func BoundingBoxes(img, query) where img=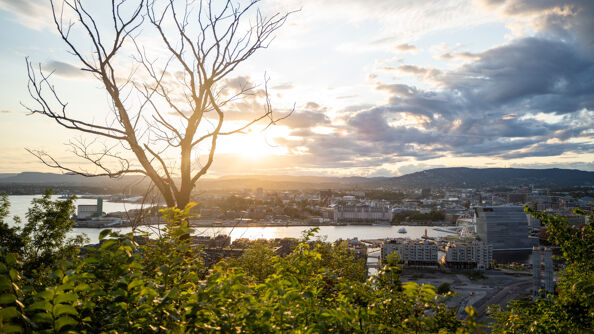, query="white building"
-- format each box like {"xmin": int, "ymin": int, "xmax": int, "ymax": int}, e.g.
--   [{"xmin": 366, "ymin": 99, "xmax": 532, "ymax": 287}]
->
[
  {"xmin": 334, "ymin": 205, "xmax": 392, "ymax": 224},
  {"xmin": 381, "ymin": 240, "xmax": 438, "ymax": 266},
  {"xmin": 445, "ymin": 241, "xmax": 493, "ymax": 270}
]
